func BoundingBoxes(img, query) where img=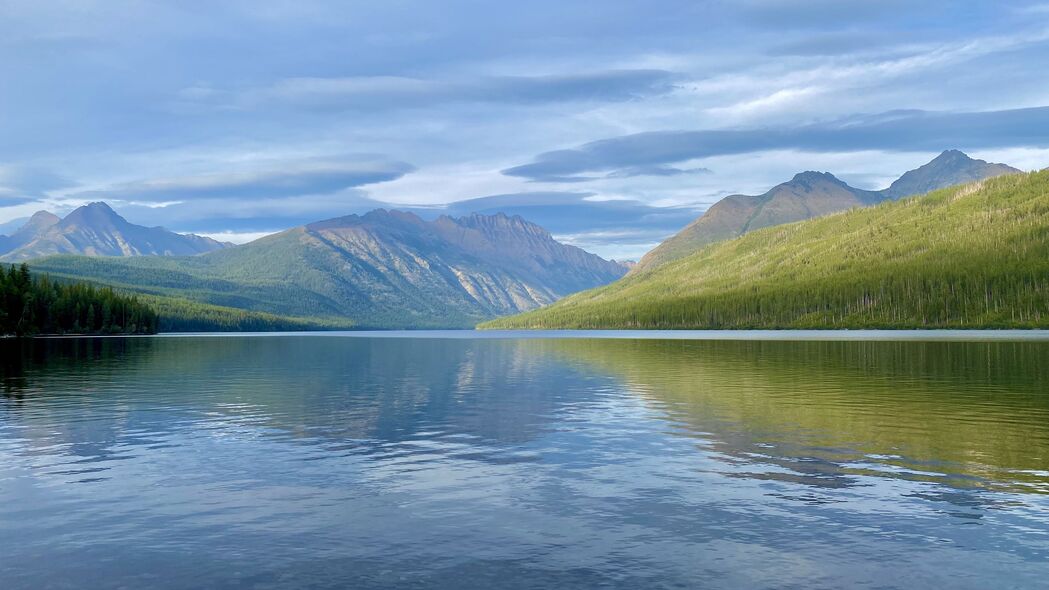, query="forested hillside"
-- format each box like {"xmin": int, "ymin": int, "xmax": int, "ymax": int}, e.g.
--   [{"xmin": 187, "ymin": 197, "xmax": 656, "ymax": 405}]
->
[
  {"xmin": 482, "ymin": 171, "xmax": 1049, "ymax": 330},
  {"xmin": 1, "ymin": 264, "xmax": 158, "ymax": 336}
]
